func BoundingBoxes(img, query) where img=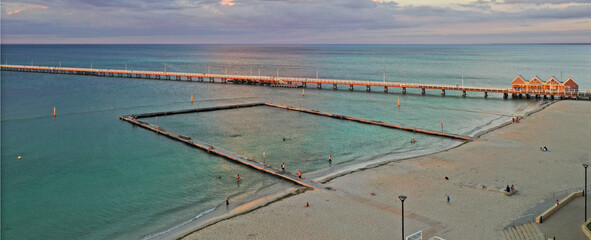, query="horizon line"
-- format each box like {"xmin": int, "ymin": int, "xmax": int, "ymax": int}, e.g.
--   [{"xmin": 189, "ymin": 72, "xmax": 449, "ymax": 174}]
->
[{"xmin": 1, "ymin": 43, "xmax": 590, "ymax": 46}]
